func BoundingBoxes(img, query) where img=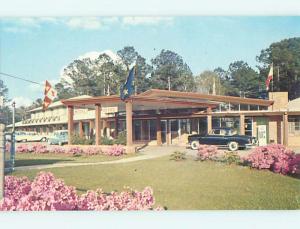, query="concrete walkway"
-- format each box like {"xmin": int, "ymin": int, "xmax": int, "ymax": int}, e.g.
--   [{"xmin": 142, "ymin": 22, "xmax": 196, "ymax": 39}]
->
[{"xmin": 14, "ymin": 146, "xmax": 178, "ymax": 171}]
